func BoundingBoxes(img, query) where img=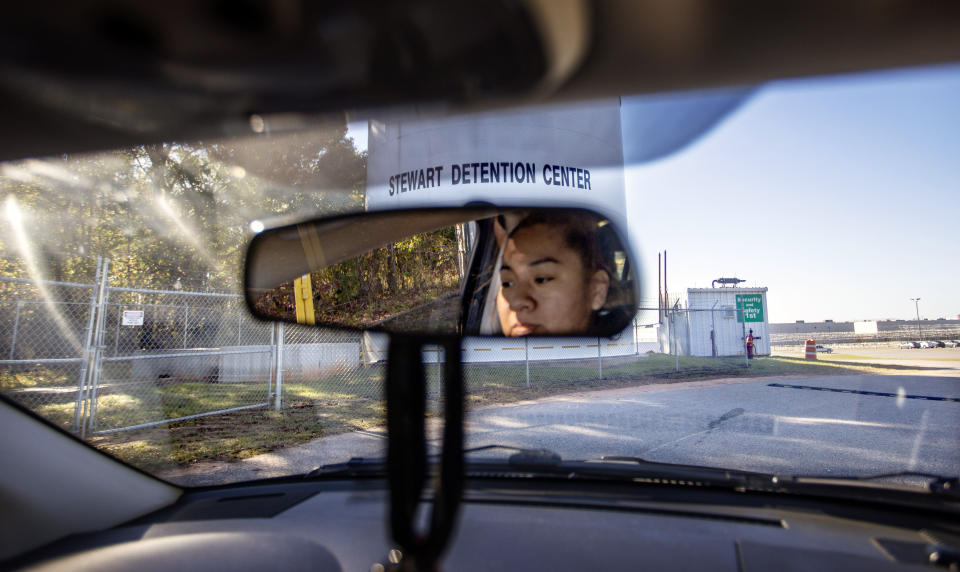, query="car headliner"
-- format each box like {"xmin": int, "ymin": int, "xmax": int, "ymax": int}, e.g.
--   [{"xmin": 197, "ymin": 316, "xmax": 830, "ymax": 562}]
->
[{"xmin": 1, "ymin": 1, "xmax": 960, "ymax": 161}]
